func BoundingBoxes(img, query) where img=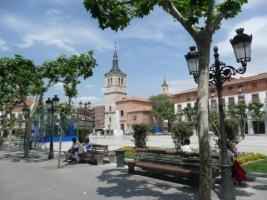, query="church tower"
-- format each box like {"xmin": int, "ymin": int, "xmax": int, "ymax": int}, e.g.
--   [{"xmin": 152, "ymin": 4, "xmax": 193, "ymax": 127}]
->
[
  {"xmin": 161, "ymin": 79, "xmax": 169, "ymax": 95},
  {"xmin": 104, "ymin": 46, "xmax": 127, "ymax": 136}
]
